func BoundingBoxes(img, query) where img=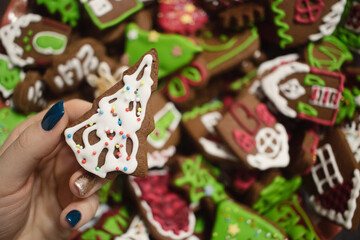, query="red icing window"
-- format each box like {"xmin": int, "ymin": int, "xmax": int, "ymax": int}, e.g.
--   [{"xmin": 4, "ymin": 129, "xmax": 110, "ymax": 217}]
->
[
  {"xmin": 134, "ymin": 173, "xmax": 190, "ymax": 235},
  {"xmin": 233, "ymin": 129, "xmax": 256, "ymax": 153},
  {"xmin": 295, "ymin": 0, "xmax": 325, "ymax": 24},
  {"xmin": 316, "ymin": 179, "xmax": 353, "ymax": 214}
]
